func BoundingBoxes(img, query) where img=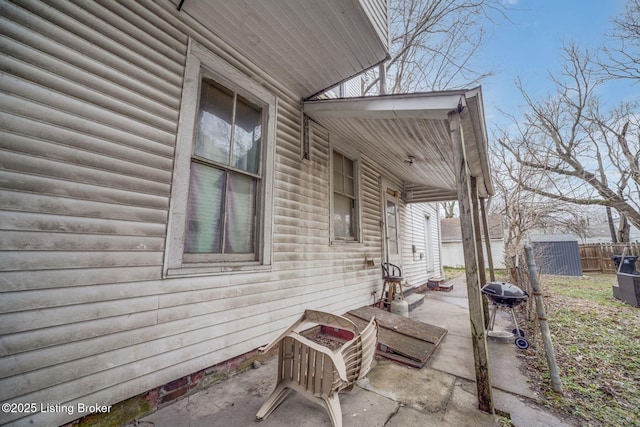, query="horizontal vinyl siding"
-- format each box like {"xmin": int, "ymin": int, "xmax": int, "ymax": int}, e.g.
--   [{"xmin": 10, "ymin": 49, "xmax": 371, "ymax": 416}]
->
[
  {"xmin": 0, "ymin": 1, "xmax": 186, "ymax": 425},
  {"xmin": 401, "ymin": 203, "xmax": 441, "ymax": 286},
  {"xmin": 0, "ymin": 2, "xmax": 387, "ymax": 426},
  {"xmin": 359, "ymin": 0, "xmax": 389, "ymax": 50},
  {"xmin": 0, "ymin": 0, "xmax": 183, "ymax": 288}
]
